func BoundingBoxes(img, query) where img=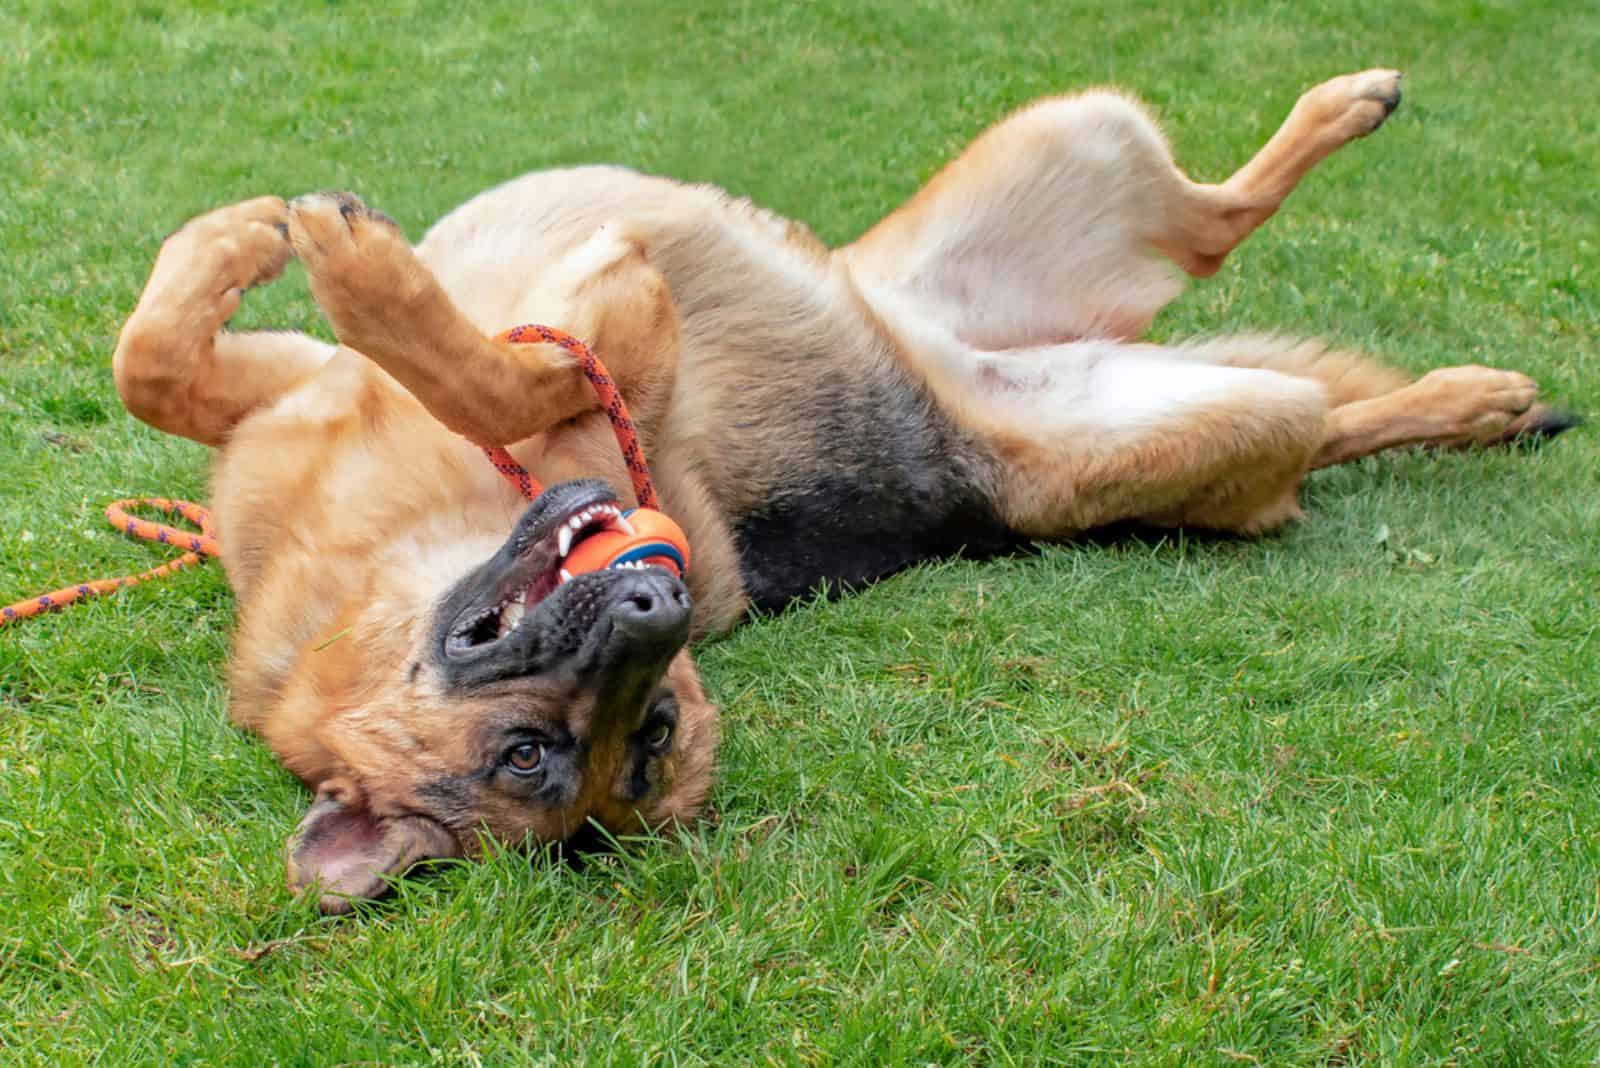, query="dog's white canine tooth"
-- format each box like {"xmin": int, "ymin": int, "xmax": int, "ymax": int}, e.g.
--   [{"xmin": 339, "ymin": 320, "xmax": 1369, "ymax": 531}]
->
[
  {"xmin": 558, "ymin": 525, "xmax": 573, "ymax": 556},
  {"xmin": 559, "ymin": 568, "xmax": 574, "ymax": 583},
  {"xmin": 613, "ymin": 514, "xmax": 636, "ymax": 535}
]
